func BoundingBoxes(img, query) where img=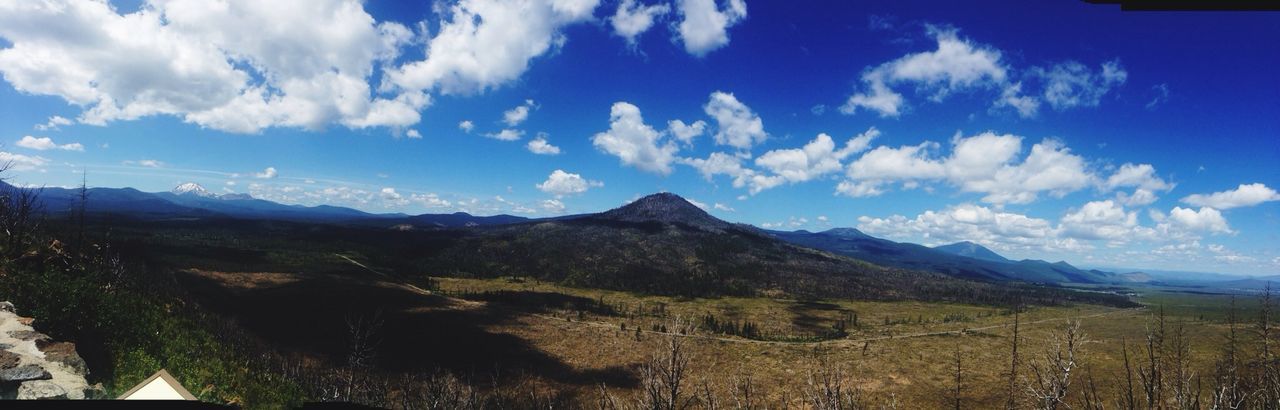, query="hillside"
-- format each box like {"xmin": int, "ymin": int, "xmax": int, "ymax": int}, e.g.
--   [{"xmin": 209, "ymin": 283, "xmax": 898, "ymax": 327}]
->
[
  {"xmin": 770, "ymin": 229, "xmax": 1126, "ymax": 284},
  {"xmin": 415, "ymin": 193, "xmax": 1133, "ymax": 306},
  {"xmin": 933, "ymin": 241, "xmax": 1011, "ymax": 263}
]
